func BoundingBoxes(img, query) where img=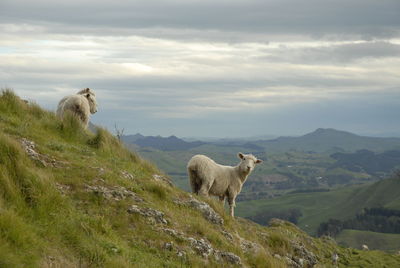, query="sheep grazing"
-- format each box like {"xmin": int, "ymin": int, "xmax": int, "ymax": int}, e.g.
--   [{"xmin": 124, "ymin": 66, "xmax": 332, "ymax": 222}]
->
[
  {"xmin": 187, "ymin": 153, "xmax": 262, "ymax": 217},
  {"xmin": 56, "ymin": 88, "xmax": 98, "ymax": 128}
]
